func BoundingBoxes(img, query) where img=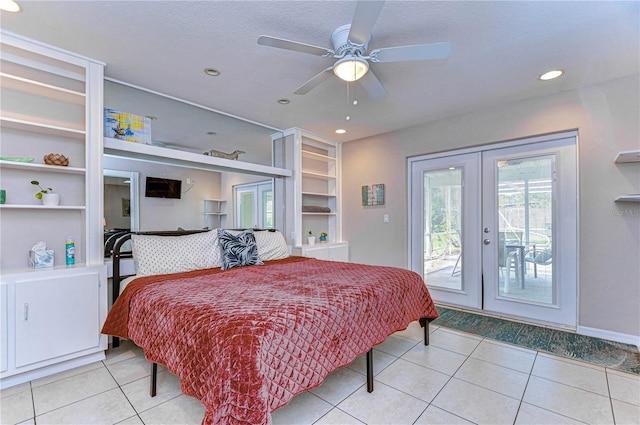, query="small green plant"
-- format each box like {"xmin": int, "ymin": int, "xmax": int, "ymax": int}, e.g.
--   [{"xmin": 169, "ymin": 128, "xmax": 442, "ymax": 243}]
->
[
  {"xmin": 320, "ymin": 232, "xmax": 328, "ymax": 238},
  {"xmin": 308, "ymin": 230, "xmax": 313, "ymax": 236},
  {"xmin": 31, "ymin": 180, "xmax": 53, "ymax": 199}
]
